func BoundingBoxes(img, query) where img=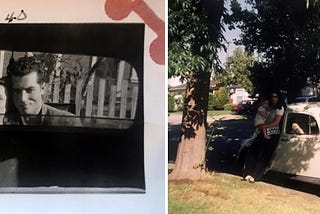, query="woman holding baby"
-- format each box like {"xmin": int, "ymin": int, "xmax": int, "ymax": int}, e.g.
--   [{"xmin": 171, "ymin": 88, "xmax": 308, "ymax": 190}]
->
[{"xmin": 243, "ymin": 90, "xmax": 287, "ymax": 183}]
